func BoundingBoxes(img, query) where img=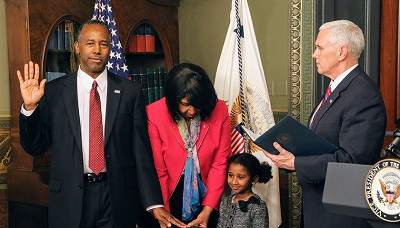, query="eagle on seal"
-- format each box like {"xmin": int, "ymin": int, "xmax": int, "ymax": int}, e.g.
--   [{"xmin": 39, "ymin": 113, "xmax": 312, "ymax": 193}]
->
[{"xmin": 379, "ymin": 179, "xmax": 400, "ymax": 204}]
